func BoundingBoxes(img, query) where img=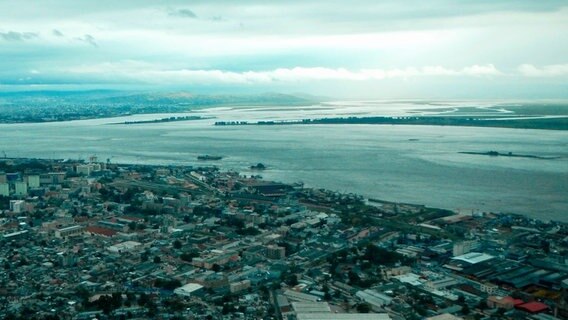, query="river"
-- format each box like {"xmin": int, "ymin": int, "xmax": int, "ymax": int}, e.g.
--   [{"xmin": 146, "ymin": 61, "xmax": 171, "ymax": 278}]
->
[{"xmin": 1, "ymin": 101, "xmax": 566, "ymax": 221}]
